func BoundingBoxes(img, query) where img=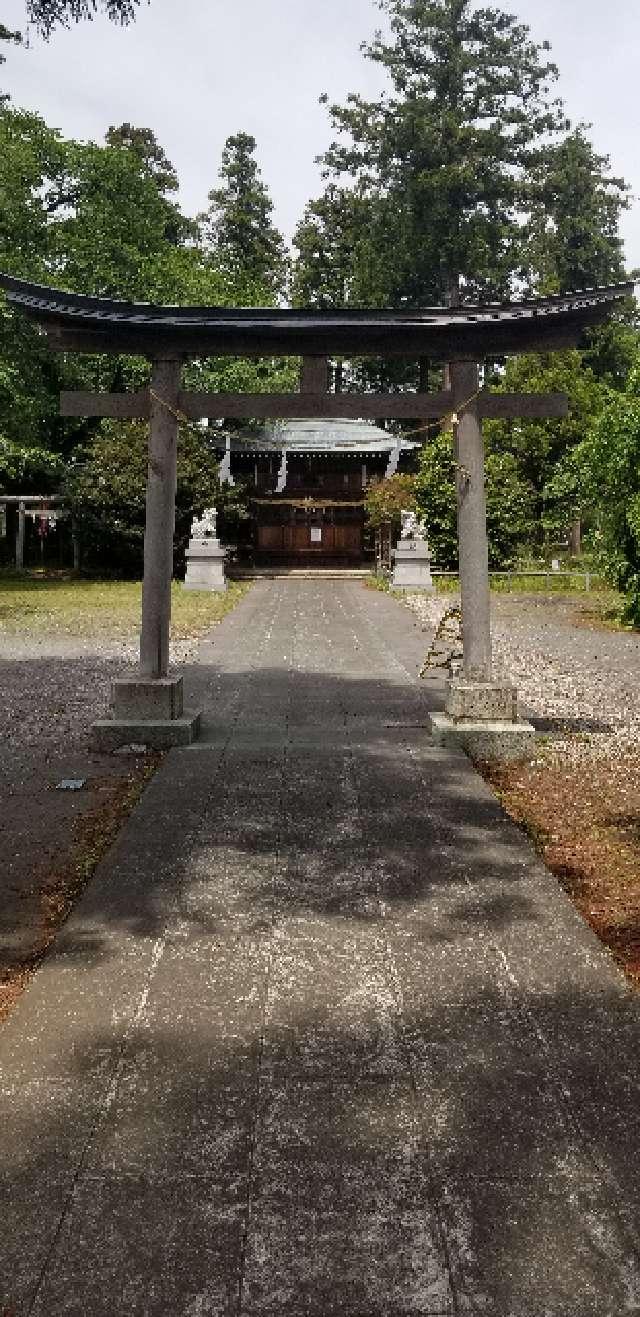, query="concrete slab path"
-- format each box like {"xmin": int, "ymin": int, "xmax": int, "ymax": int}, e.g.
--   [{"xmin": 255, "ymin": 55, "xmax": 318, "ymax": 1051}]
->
[{"xmin": 1, "ymin": 580, "xmax": 640, "ymax": 1316}]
